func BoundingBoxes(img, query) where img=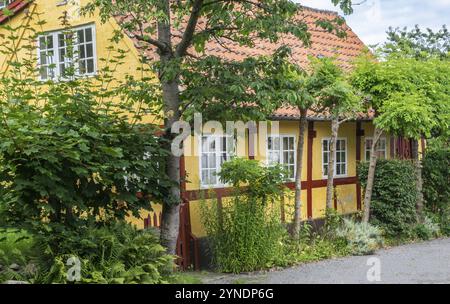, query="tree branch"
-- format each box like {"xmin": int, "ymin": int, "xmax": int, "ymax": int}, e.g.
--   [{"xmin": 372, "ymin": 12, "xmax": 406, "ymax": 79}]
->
[
  {"xmin": 175, "ymin": 0, "xmax": 204, "ymax": 57},
  {"xmin": 134, "ymin": 33, "xmax": 169, "ymax": 53}
]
